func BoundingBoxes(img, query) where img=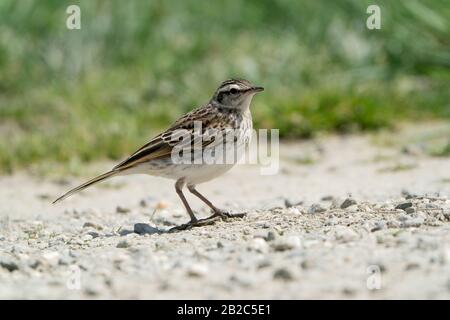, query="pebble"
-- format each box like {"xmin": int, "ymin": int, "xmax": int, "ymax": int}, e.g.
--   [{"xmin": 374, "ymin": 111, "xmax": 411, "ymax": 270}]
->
[
  {"xmin": 28, "ymin": 259, "xmax": 41, "ymax": 270},
  {"xmin": 139, "ymin": 196, "xmax": 158, "ymax": 208},
  {"xmin": 87, "ymin": 231, "xmax": 100, "ymax": 238},
  {"xmin": 395, "ymin": 202, "xmax": 413, "ymax": 211},
  {"xmin": 257, "ymin": 259, "xmax": 272, "ymax": 269},
  {"xmin": 308, "ymin": 203, "xmax": 326, "ymax": 214},
  {"xmin": 0, "ymin": 257, "xmax": 19, "ymax": 272},
  {"xmin": 342, "ymin": 287, "xmax": 356, "ymax": 296},
  {"xmin": 266, "ymin": 231, "xmax": 277, "ymax": 242},
  {"xmin": 134, "ymin": 223, "xmax": 159, "ymax": 235},
  {"xmin": 248, "ymin": 238, "xmax": 269, "ymax": 253},
  {"xmin": 401, "ymin": 190, "xmax": 417, "ymax": 199},
  {"xmin": 81, "ymin": 234, "xmax": 93, "ymax": 242},
  {"xmin": 116, "ymin": 206, "xmax": 131, "ymax": 214},
  {"xmin": 273, "ymin": 268, "xmax": 294, "ymax": 281},
  {"xmin": 370, "ymin": 221, "xmax": 386, "ymax": 232},
  {"xmin": 284, "ymin": 199, "xmax": 303, "ymax": 208},
  {"xmin": 271, "ymin": 236, "xmax": 301, "ymax": 251},
  {"xmin": 139, "ymin": 199, "xmax": 148, "ymax": 207},
  {"xmin": 83, "ymin": 222, "xmax": 103, "ymax": 230},
  {"xmin": 341, "ymin": 198, "xmax": 357, "ymax": 209},
  {"xmin": 254, "ymin": 230, "xmax": 277, "ymax": 242},
  {"xmin": 333, "ymin": 227, "xmax": 359, "ymax": 242},
  {"xmin": 300, "ymin": 259, "xmax": 315, "ymax": 270},
  {"xmin": 441, "ymin": 249, "xmax": 450, "ymax": 265},
  {"xmin": 37, "ymin": 193, "xmax": 52, "ymax": 200},
  {"xmin": 42, "ymin": 251, "xmax": 60, "ymax": 267},
  {"xmin": 118, "ymin": 229, "xmax": 134, "ymax": 236},
  {"xmin": 285, "ymin": 207, "xmax": 302, "ymax": 215},
  {"xmin": 405, "ymin": 262, "xmax": 420, "ymax": 270},
  {"xmin": 401, "ymin": 217, "xmax": 424, "ymax": 228},
  {"xmin": 187, "ymin": 263, "xmax": 209, "ymax": 277},
  {"xmin": 116, "ymin": 240, "xmax": 130, "ymax": 248},
  {"xmin": 112, "ymin": 252, "xmax": 130, "ymax": 264},
  {"xmin": 58, "ymin": 254, "xmax": 72, "ymax": 266},
  {"xmin": 402, "ymin": 145, "xmax": 423, "ymax": 156},
  {"xmin": 425, "ymin": 203, "xmax": 440, "ymax": 209},
  {"xmin": 171, "ymin": 209, "xmax": 185, "ymax": 218},
  {"xmin": 405, "ymin": 207, "xmax": 415, "ymax": 214},
  {"xmin": 230, "ymin": 274, "xmax": 253, "ymax": 287},
  {"xmin": 325, "ymin": 218, "xmax": 339, "ymax": 226},
  {"xmin": 84, "ymin": 284, "xmax": 102, "ymax": 296},
  {"xmin": 11, "ymin": 244, "xmax": 29, "ymax": 254}
]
